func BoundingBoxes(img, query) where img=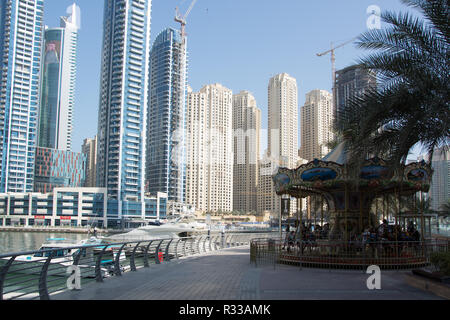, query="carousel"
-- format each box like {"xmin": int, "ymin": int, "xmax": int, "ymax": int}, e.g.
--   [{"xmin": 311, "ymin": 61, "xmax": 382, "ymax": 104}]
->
[{"xmin": 264, "ymin": 142, "xmax": 443, "ymax": 269}]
